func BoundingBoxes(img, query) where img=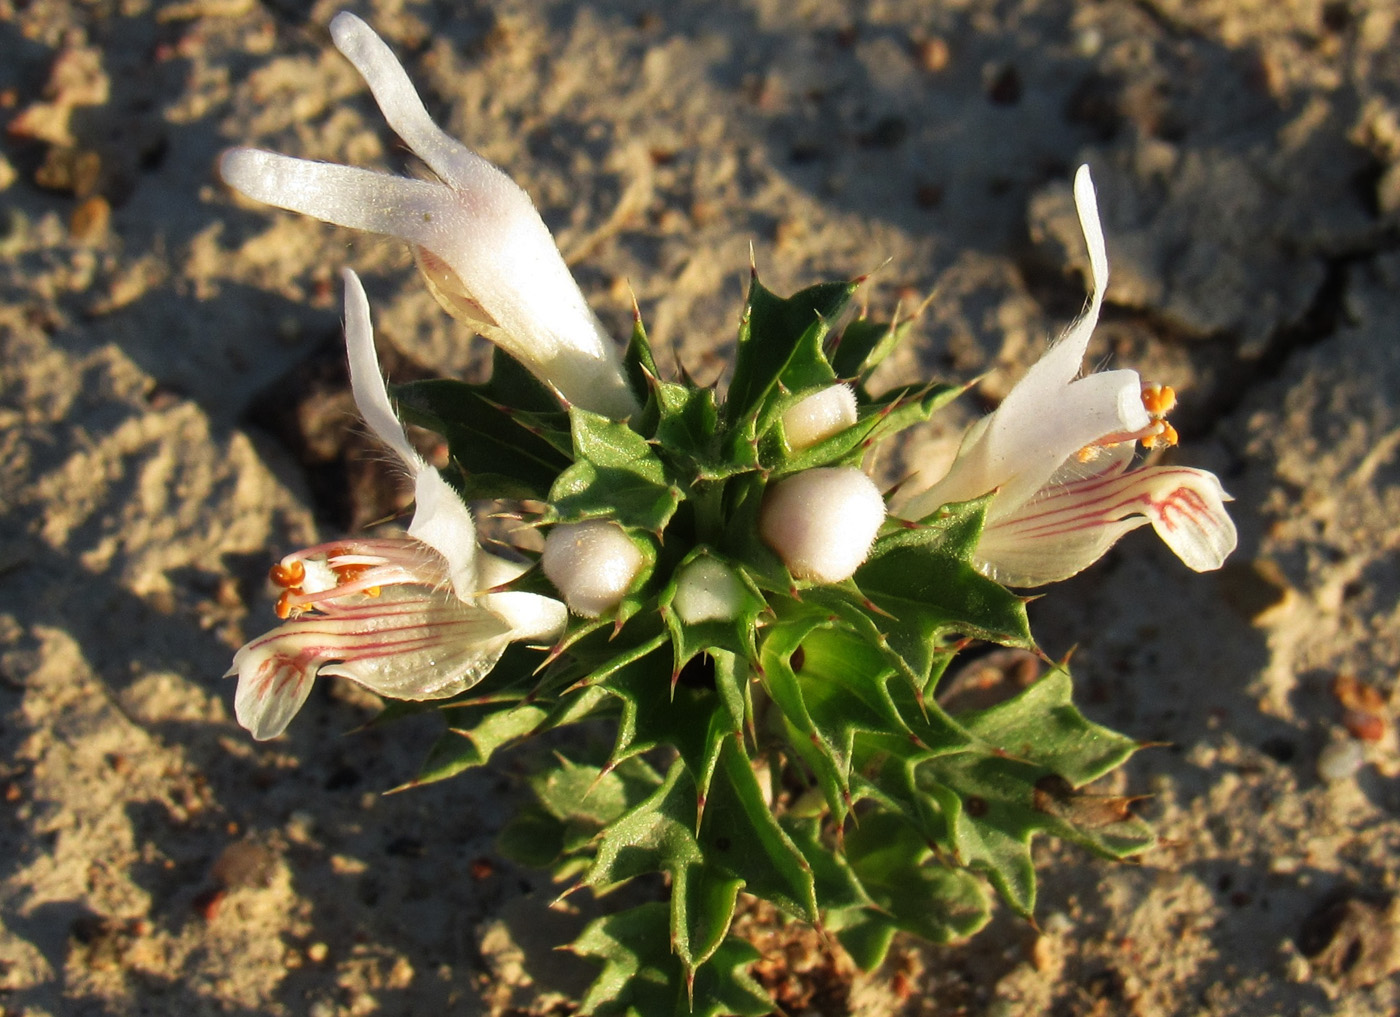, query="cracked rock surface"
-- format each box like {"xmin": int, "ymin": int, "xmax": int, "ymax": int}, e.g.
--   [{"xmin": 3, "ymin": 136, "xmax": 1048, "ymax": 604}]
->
[{"xmin": 2, "ymin": 0, "xmax": 1398, "ymax": 1014}]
